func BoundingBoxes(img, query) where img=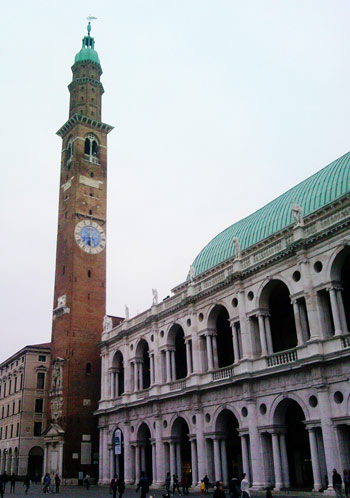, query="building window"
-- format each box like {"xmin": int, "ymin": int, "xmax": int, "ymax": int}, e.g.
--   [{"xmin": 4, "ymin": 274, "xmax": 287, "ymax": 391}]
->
[
  {"xmin": 38, "ymin": 355, "xmax": 46, "ymax": 362},
  {"xmin": 14, "ymin": 377, "xmax": 17, "ymax": 392},
  {"xmin": 0, "ymin": 427, "xmax": 2, "ymax": 439},
  {"xmin": 16, "ymin": 423, "xmax": 19, "ymax": 437},
  {"xmin": 7, "ymin": 405, "xmax": 9, "ymax": 417},
  {"xmin": 18, "ymin": 400, "xmax": 21, "ymax": 413},
  {"xmin": 33, "ymin": 422, "xmax": 42, "ymax": 437},
  {"xmin": 62, "ymin": 265, "xmax": 65, "ymax": 275},
  {"xmin": 5, "ymin": 426, "xmax": 7, "ymax": 439},
  {"xmin": 35, "ymin": 399, "xmax": 43, "ymax": 413},
  {"xmin": 3, "ymin": 383, "xmax": 6, "ymax": 397},
  {"xmin": 20, "ymin": 374, "xmax": 23, "ymax": 389},
  {"xmin": 89, "ymin": 209, "xmax": 92, "ymax": 215},
  {"xmin": 88, "ymin": 270, "xmax": 91, "ymax": 278},
  {"xmin": 10, "ymin": 424, "xmax": 13, "ymax": 438},
  {"xmin": 84, "ymin": 134, "xmax": 99, "ymax": 162},
  {"xmin": 36, "ymin": 372, "xmax": 45, "ymax": 390},
  {"xmin": 1, "ymin": 407, "xmax": 4, "ymax": 418},
  {"xmin": 12, "ymin": 402, "xmax": 15, "ymax": 415},
  {"xmin": 86, "ymin": 363, "xmax": 92, "ymax": 374}
]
